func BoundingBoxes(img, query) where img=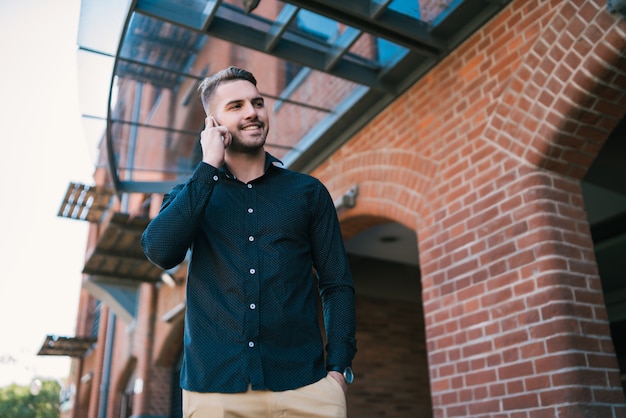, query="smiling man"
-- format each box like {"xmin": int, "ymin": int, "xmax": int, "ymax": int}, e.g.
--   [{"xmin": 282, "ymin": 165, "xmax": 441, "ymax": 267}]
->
[{"xmin": 141, "ymin": 67, "xmax": 357, "ymax": 418}]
